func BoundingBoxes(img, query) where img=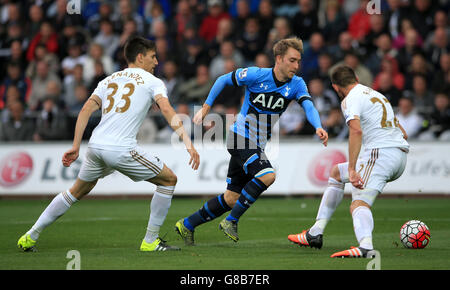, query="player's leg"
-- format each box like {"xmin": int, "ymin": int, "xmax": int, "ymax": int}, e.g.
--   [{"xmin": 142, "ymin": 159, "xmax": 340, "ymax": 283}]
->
[
  {"xmin": 220, "ymin": 149, "xmax": 275, "ymax": 242},
  {"xmin": 175, "ymin": 156, "xmax": 244, "ymax": 245},
  {"xmin": 18, "ymin": 148, "xmax": 106, "ymax": 251},
  {"xmin": 288, "ymin": 164, "xmax": 344, "ymax": 248},
  {"xmin": 143, "ymin": 164, "xmax": 178, "ymax": 247},
  {"xmin": 18, "ymin": 178, "xmax": 97, "ymax": 251}
]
